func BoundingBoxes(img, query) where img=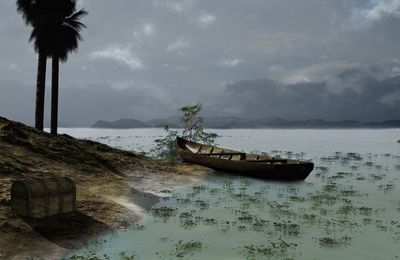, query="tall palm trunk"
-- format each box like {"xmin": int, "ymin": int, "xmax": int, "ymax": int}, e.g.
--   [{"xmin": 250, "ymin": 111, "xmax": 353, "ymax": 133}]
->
[
  {"xmin": 34, "ymin": 51, "xmax": 47, "ymax": 131},
  {"xmin": 51, "ymin": 55, "xmax": 59, "ymax": 135}
]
